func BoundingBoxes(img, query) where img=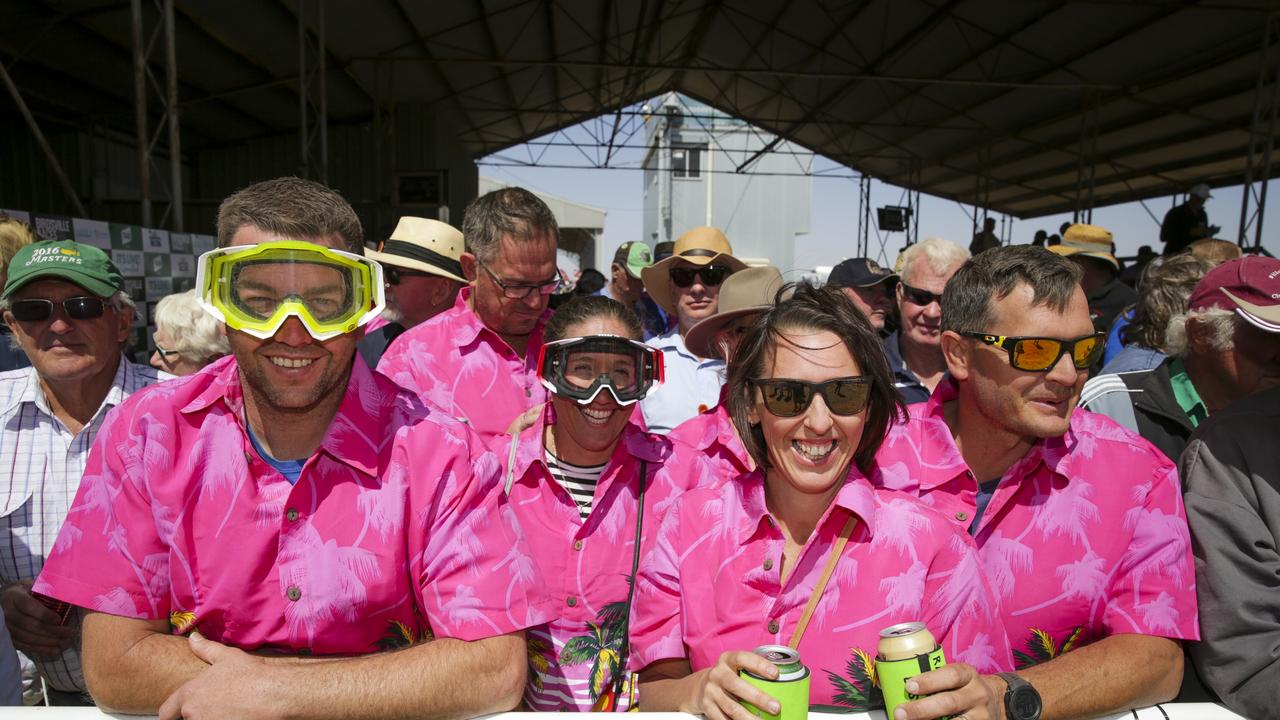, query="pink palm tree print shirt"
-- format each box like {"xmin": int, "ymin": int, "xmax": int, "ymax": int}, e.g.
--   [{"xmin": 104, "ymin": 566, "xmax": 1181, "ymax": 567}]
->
[
  {"xmin": 665, "ymin": 395, "xmax": 752, "ymax": 489},
  {"xmin": 629, "ymin": 469, "xmax": 1013, "ymax": 712},
  {"xmin": 34, "ymin": 356, "xmax": 547, "ymax": 655},
  {"xmin": 377, "ymin": 287, "xmax": 550, "ymax": 450},
  {"xmin": 872, "ymin": 378, "xmax": 1199, "ymax": 669}
]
